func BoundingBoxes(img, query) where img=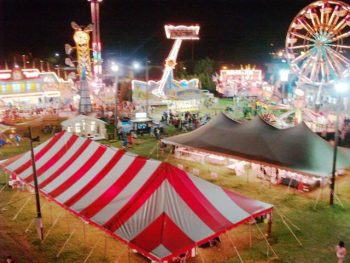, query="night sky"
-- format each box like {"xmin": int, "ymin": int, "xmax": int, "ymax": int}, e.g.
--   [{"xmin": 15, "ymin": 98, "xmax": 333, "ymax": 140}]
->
[{"xmin": 0, "ymin": 0, "xmax": 316, "ymax": 67}]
